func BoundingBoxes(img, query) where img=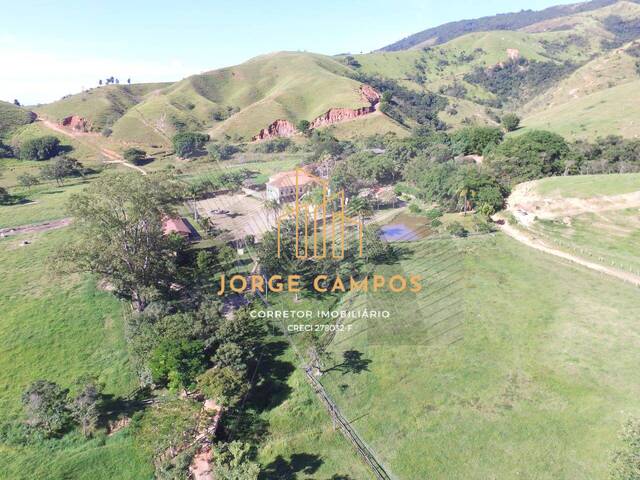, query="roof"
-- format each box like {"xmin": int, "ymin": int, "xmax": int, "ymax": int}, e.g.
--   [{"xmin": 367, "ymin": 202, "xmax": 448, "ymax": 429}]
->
[
  {"xmin": 267, "ymin": 170, "xmax": 317, "ymax": 189},
  {"xmin": 163, "ymin": 217, "xmax": 191, "ymax": 236}
]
